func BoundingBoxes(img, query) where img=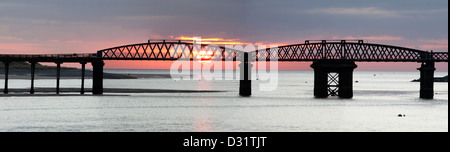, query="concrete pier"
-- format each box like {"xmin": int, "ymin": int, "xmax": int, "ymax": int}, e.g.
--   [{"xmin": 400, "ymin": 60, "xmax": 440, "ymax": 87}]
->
[
  {"xmin": 310, "ymin": 60, "xmax": 357, "ymax": 99},
  {"xmin": 56, "ymin": 61, "xmax": 62, "ymax": 94},
  {"xmin": 418, "ymin": 61, "xmax": 435, "ymax": 99},
  {"xmin": 3, "ymin": 61, "xmax": 10, "ymax": 94},
  {"xmin": 313, "ymin": 69, "xmax": 328, "ymax": 98},
  {"xmin": 30, "ymin": 61, "xmax": 36, "ymax": 94},
  {"xmin": 92, "ymin": 60, "xmax": 104, "ymax": 95},
  {"xmin": 239, "ymin": 52, "xmax": 252, "ymax": 96},
  {"xmin": 80, "ymin": 61, "xmax": 86, "ymax": 95}
]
